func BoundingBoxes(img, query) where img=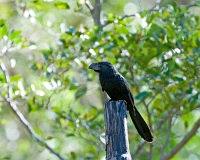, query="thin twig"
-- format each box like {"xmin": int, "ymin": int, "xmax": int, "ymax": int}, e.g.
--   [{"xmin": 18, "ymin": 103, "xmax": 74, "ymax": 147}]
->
[
  {"xmin": 142, "ymin": 100, "xmax": 153, "ymax": 160},
  {"xmin": 85, "ymin": 0, "xmax": 94, "ymax": 12},
  {"xmin": 133, "ymin": 141, "xmax": 146, "ymax": 157},
  {"xmin": 82, "ymin": 120, "xmax": 102, "ymax": 140},
  {"xmin": 0, "ymin": 60, "xmax": 12, "ymax": 97},
  {"xmin": 161, "ymin": 117, "xmax": 200, "ymax": 160},
  {"xmin": 156, "ymin": 108, "xmax": 174, "ymax": 131},
  {"xmin": 122, "ymin": 0, "xmax": 164, "ymax": 18},
  {"xmin": 142, "ymin": 101, "xmax": 152, "ymax": 128},
  {"xmin": 152, "ymin": 0, "xmax": 164, "ymax": 9},
  {"xmin": 160, "ymin": 118, "xmax": 172, "ymax": 157},
  {"xmin": 65, "ymin": 106, "xmax": 105, "ymax": 150},
  {"xmin": 147, "ymin": 89, "xmax": 162, "ymax": 106},
  {"xmin": 76, "ymin": 127, "xmax": 104, "ymax": 150},
  {"xmin": 149, "ymin": 144, "xmax": 153, "ymax": 160},
  {"xmin": 0, "ymin": 60, "xmax": 66, "ymax": 160},
  {"xmin": 45, "ymin": 91, "xmax": 55, "ymax": 109}
]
